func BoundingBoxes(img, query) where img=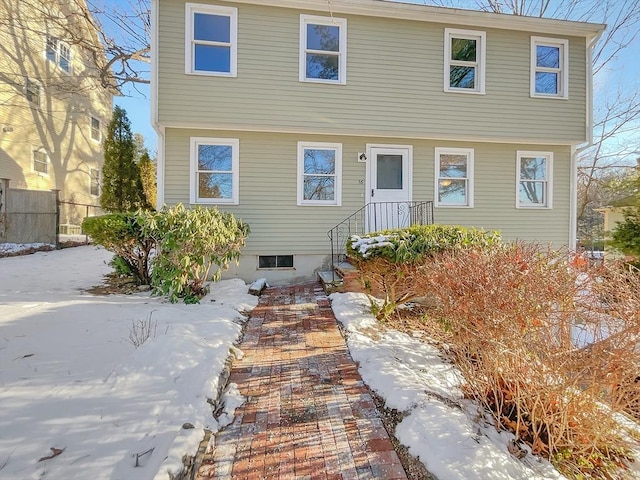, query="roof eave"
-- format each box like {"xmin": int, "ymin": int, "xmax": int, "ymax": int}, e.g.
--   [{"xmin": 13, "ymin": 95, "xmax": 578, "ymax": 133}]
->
[{"xmin": 217, "ymin": 0, "xmax": 606, "ymax": 37}]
